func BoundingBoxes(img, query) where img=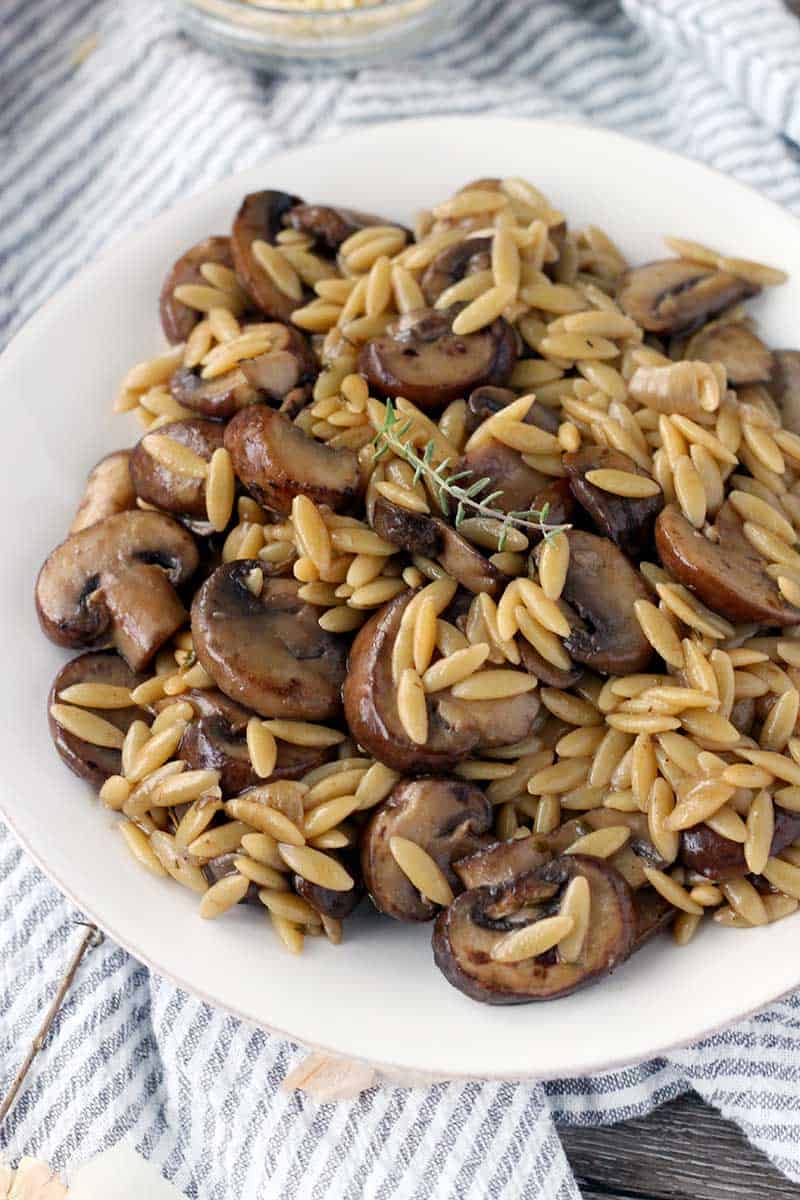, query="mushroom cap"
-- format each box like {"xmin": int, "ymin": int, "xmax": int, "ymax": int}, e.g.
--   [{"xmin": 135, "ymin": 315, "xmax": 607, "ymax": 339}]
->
[
  {"xmin": 421, "ymin": 237, "xmax": 492, "ymax": 304},
  {"xmin": 47, "ymin": 651, "xmax": 147, "ymax": 789},
  {"xmin": 359, "ymin": 306, "xmax": 517, "ymax": 410},
  {"xmin": 36, "ymin": 510, "xmax": 199, "ymax": 671},
  {"xmin": 655, "ymin": 502, "xmax": 800, "ymax": 626},
  {"xmin": 371, "ymin": 497, "xmax": 507, "ymax": 597},
  {"xmin": 563, "ymin": 446, "xmax": 663, "ymax": 559},
  {"xmin": 517, "ymin": 638, "xmax": 584, "ymax": 690},
  {"xmin": 632, "ymin": 888, "xmax": 676, "ymax": 951},
  {"xmin": 159, "ymin": 236, "xmax": 234, "ymax": 345},
  {"xmin": 343, "ymin": 590, "xmax": 540, "ymax": 773},
  {"xmin": 465, "ymin": 385, "xmax": 560, "ymax": 437},
  {"xmin": 231, "ymin": 190, "xmax": 305, "ymax": 322},
  {"xmin": 225, "ymin": 404, "xmax": 360, "ymax": 516},
  {"xmin": 294, "ymin": 857, "xmax": 365, "ymax": 920},
  {"xmin": 287, "ymin": 203, "xmax": 394, "ymax": 253},
  {"xmin": 191, "ymin": 562, "xmax": 348, "ymax": 720},
  {"xmin": 454, "ymin": 833, "xmax": 552, "ymax": 891},
  {"xmin": 361, "ymin": 776, "xmax": 492, "ymax": 921},
  {"xmin": 680, "ymin": 809, "xmax": 800, "ymax": 881},
  {"xmin": 130, "ymin": 419, "xmax": 225, "ymax": 520},
  {"xmin": 70, "ymin": 451, "xmax": 136, "ymax": 534},
  {"xmin": 618, "ymin": 259, "xmax": 759, "ymax": 335},
  {"xmin": 238, "ymin": 325, "xmax": 317, "ymax": 407},
  {"xmin": 684, "ymin": 320, "xmax": 773, "ymax": 386},
  {"xmin": 548, "ymin": 530, "xmax": 652, "ymax": 676},
  {"xmin": 433, "ymin": 854, "xmax": 637, "ymax": 1004},
  {"xmin": 170, "ymin": 364, "xmax": 259, "ymax": 420},
  {"xmin": 769, "ymin": 350, "xmax": 800, "ymax": 435},
  {"xmin": 457, "ymin": 440, "xmax": 549, "ymax": 516}
]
